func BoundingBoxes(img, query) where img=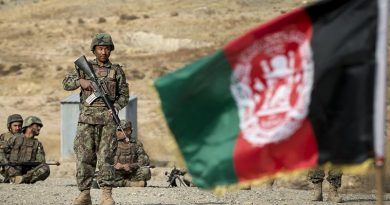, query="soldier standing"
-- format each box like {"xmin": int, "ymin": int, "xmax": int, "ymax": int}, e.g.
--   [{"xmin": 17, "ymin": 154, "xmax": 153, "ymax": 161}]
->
[
  {"xmin": 63, "ymin": 33, "xmax": 129, "ymax": 205},
  {"xmin": 308, "ymin": 168, "xmax": 343, "ymax": 203},
  {"xmin": 113, "ymin": 120, "xmax": 151, "ymax": 187},
  {"xmin": 0, "ymin": 116, "xmax": 50, "ymax": 184},
  {"xmin": 0, "ymin": 114, "xmax": 23, "ymax": 182}
]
